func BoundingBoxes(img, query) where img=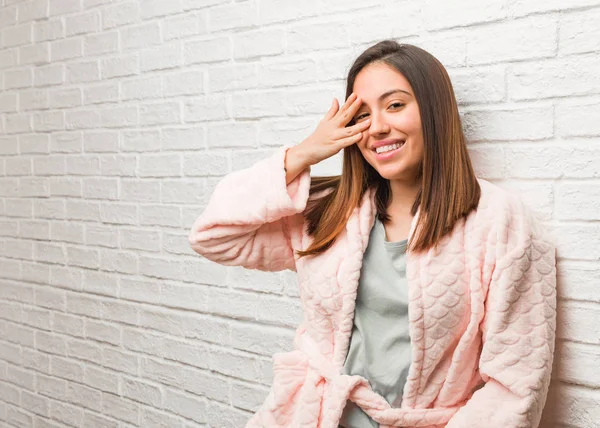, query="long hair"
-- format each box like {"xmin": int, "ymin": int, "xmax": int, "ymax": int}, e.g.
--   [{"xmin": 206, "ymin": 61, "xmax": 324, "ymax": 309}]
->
[{"xmin": 295, "ymin": 40, "xmax": 481, "ymax": 258}]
